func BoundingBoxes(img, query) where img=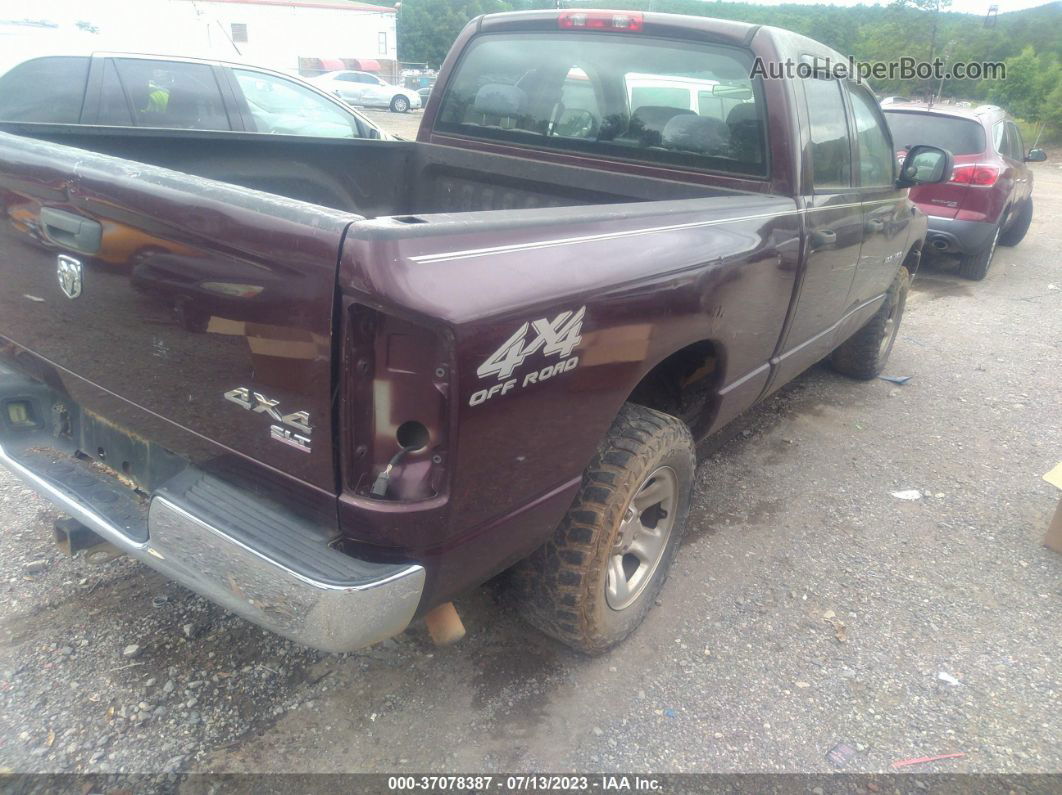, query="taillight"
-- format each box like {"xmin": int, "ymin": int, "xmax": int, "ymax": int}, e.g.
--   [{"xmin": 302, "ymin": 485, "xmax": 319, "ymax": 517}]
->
[
  {"xmin": 950, "ymin": 164, "xmax": 999, "ymax": 186},
  {"xmin": 345, "ymin": 304, "xmax": 451, "ymax": 502},
  {"xmin": 558, "ymin": 11, "xmax": 644, "ymax": 31}
]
